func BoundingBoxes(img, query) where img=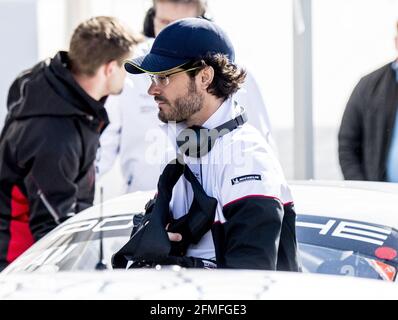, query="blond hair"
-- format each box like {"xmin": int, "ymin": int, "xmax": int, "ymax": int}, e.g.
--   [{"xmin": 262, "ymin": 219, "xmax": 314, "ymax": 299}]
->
[{"xmin": 69, "ymin": 16, "xmax": 142, "ymax": 76}]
